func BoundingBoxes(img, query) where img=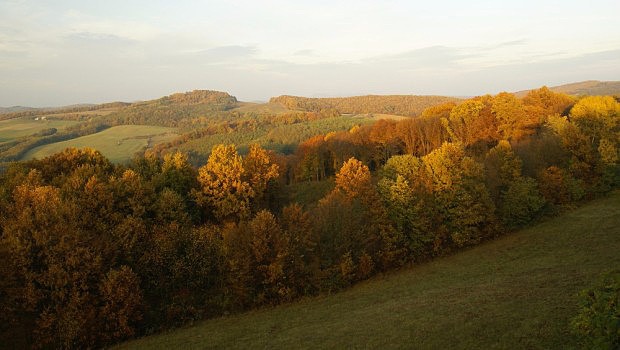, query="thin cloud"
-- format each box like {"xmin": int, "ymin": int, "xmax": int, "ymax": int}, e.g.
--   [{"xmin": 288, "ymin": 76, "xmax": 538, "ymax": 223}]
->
[
  {"xmin": 487, "ymin": 39, "xmax": 527, "ymax": 49},
  {"xmin": 192, "ymin": 45, "xmax": 258, "ymax": 62},
  {"xmin": 293, "ymin": 49, "xmax": 315, "ymax": 56},
  {"xmin": 63, "ymin": 32, "xmax": 136, "ymax": 47}
]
